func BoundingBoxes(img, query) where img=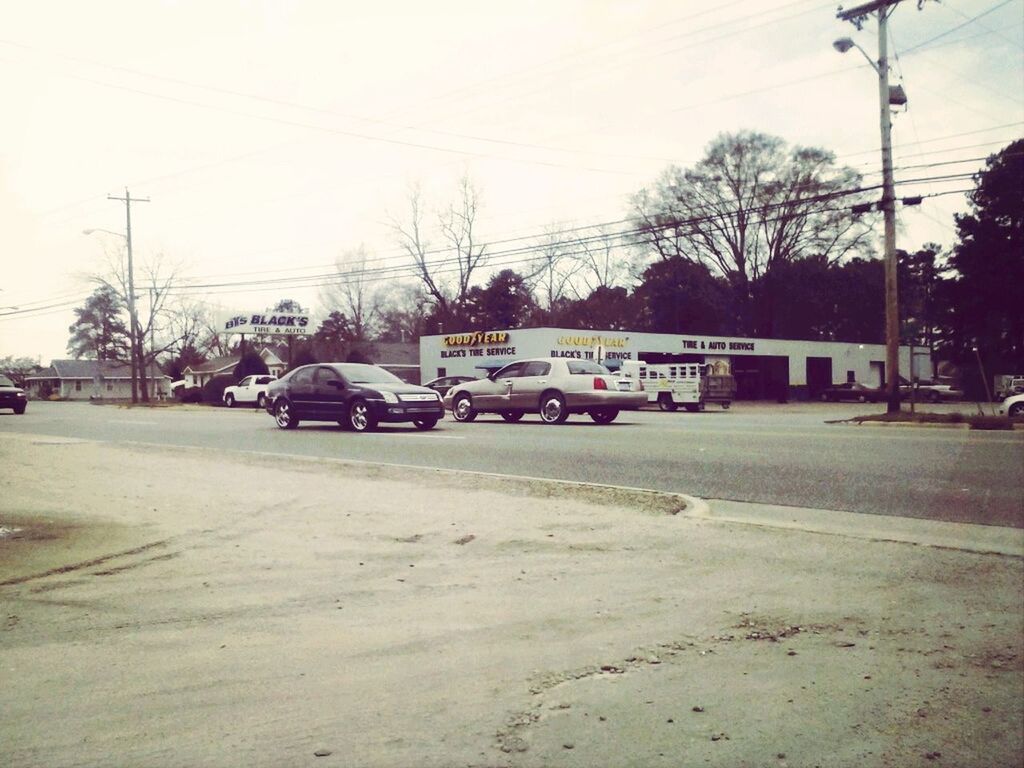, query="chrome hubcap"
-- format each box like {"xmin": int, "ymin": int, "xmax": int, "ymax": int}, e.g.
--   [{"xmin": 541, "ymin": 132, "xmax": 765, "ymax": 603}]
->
[
  {"xmin": 275, "ymin": 404, "xmax": 290, "ymax": 426},
  {"xmin": 455, "ymin": 398, "xmax": 471, "ymax": 419},
  {"xmin": 541, "ymin": 398, "xmax": 562, "ymax": 421},
  {"xmin": 351, "ymin": 404, "xmax": 368, "ymax": 430}
]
